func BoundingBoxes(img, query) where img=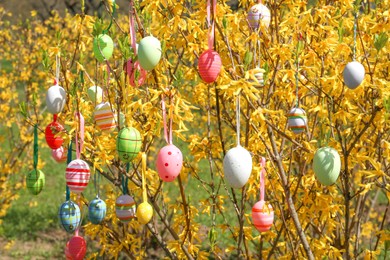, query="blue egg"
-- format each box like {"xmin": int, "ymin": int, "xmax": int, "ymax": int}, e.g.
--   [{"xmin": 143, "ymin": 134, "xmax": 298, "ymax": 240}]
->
[
  {"xmin": 59, "ymin": 200, "xmax": 81, "ymax": 233},
  {"xmin": 88, "ymin": 197, "xmax": 106, "ymax": 224}
]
